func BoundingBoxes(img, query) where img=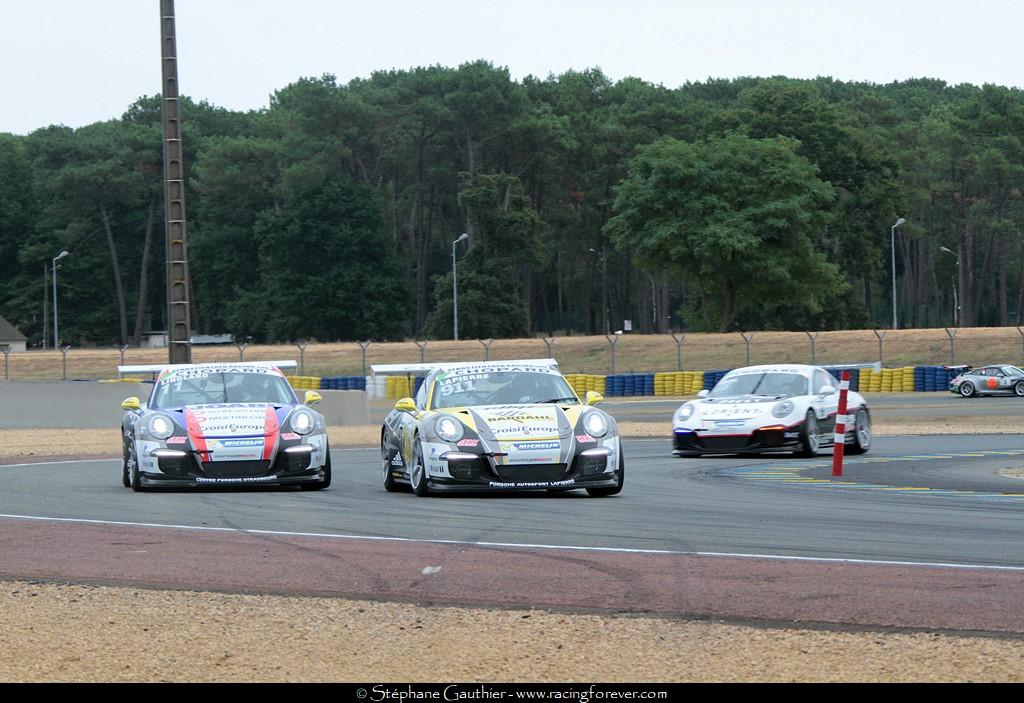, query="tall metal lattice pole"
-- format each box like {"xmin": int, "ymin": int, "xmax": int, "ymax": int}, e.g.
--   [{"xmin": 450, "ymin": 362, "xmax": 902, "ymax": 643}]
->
[{"xmin": 160, "ymin": 0, "xmax": 191, "ymax": 363}]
